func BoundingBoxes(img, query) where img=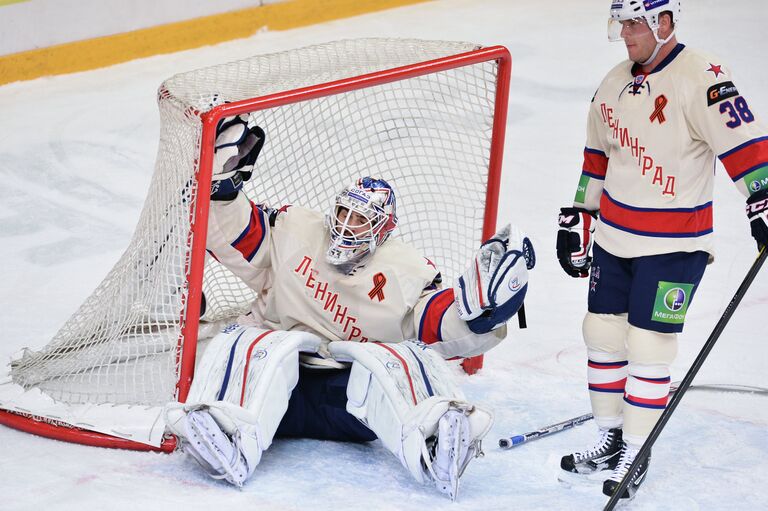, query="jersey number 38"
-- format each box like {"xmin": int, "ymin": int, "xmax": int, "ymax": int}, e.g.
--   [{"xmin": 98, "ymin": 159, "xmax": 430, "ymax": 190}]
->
[{"xmin": 720, "ymin": 96, "xmax": 755, "ymax": 129}]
